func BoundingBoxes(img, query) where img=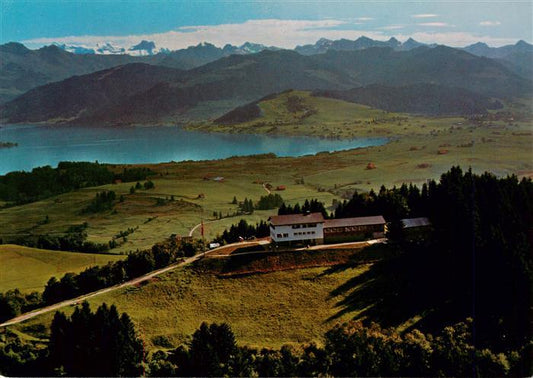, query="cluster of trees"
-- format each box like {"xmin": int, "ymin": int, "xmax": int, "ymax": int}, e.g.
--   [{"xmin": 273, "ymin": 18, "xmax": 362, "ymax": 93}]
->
[
  {"xmin": 0, "ymin": 162, "xmax": 155, "ymax": 205},
  {"xmin": 48, "ymin": 303, "xmax": 144, "ymax": 376},
  {"xmin": 81, "ymin": 190, "xmax": 116, "ymax": 213},
  {"xmin": 130, "ymin": 180, "xmax": 155, "ymax": 194},
  {"xmin": 0, "ymin": 238, "xmax": 203, "ymax": 322},
  {"xmin": 235, "ymin": 194, "xmax": 284, "ymax": 214},
  {"xmin": 238, "ymin": 198, "xmax": 255, "ymax": 213},
  {"xmin": 13, "ymin": 222, "xmax": 110, "ymax": 253},
  {"xmin": 118, "ymin": 167, "xmax": 155, "ymax": 182},
  {"xmin": 278, "ymin": 198, "xmax": 328, "ymax": 218},
  {"xmin": 1, "ymin": 312, "xmax": 529, "ymax": 376},
  {"xmin": 334, "ymin": 183, "xmax": 426, "ymax": 220},
  {"xmin": 42, "ymin": 238, "xmax": 202, "ymax": 306},
  {"xmin": 214, "ymin": 219, "xmax": 270, "ymax": 244},
  {"xmin": 255, "ymin": 193, "xmax": 284, "ymax": 210},
  {"xmin": 149, "ymin": 320, "xmax": 526, "ymax": 377},
  {"xmin": 0, "ymin": 290, "xmax": 42, "ymax": 323},
  {"xmin": 0, "ymin": 163, "xmax": 113, "ymax": 204},
  {"xmin": 0, "ymin": 303, "xmax": 144, "ymax": 376}
]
